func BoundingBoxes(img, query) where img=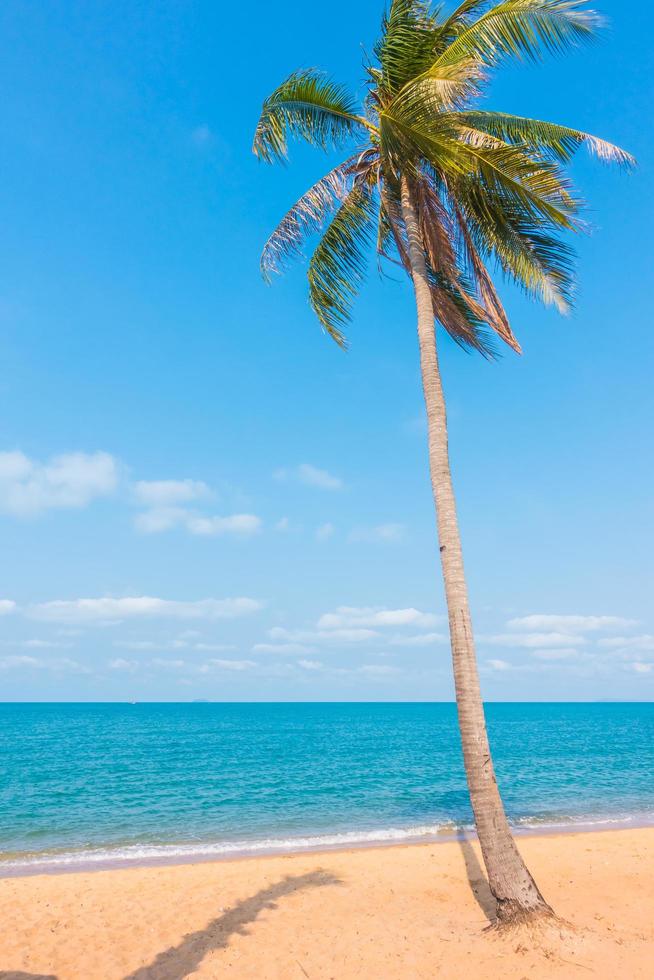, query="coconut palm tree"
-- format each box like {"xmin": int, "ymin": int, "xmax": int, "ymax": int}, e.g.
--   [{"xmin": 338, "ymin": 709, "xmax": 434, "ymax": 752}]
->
[{"xmin": 253, "ymin": 0, "xmax": 632, "ymax": 926}]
